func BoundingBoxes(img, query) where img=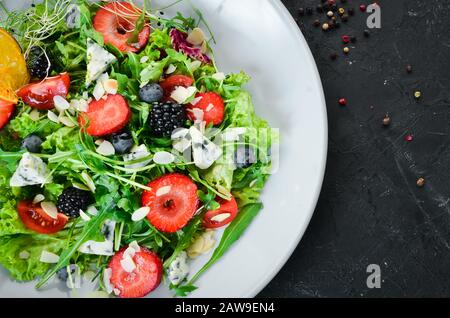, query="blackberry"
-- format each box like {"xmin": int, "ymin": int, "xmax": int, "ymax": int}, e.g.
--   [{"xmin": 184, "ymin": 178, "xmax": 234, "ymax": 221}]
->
[
  {"xmin": 149, "ymin": 101, "xmax": 186, "ymax": 137},
  {"xmin": 27, "ymin": 46, "xmax": 51, "ymax": 79},
  {"xmin": 57, "ymin": 187, "xmax": 93, "ymax": 218}
]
